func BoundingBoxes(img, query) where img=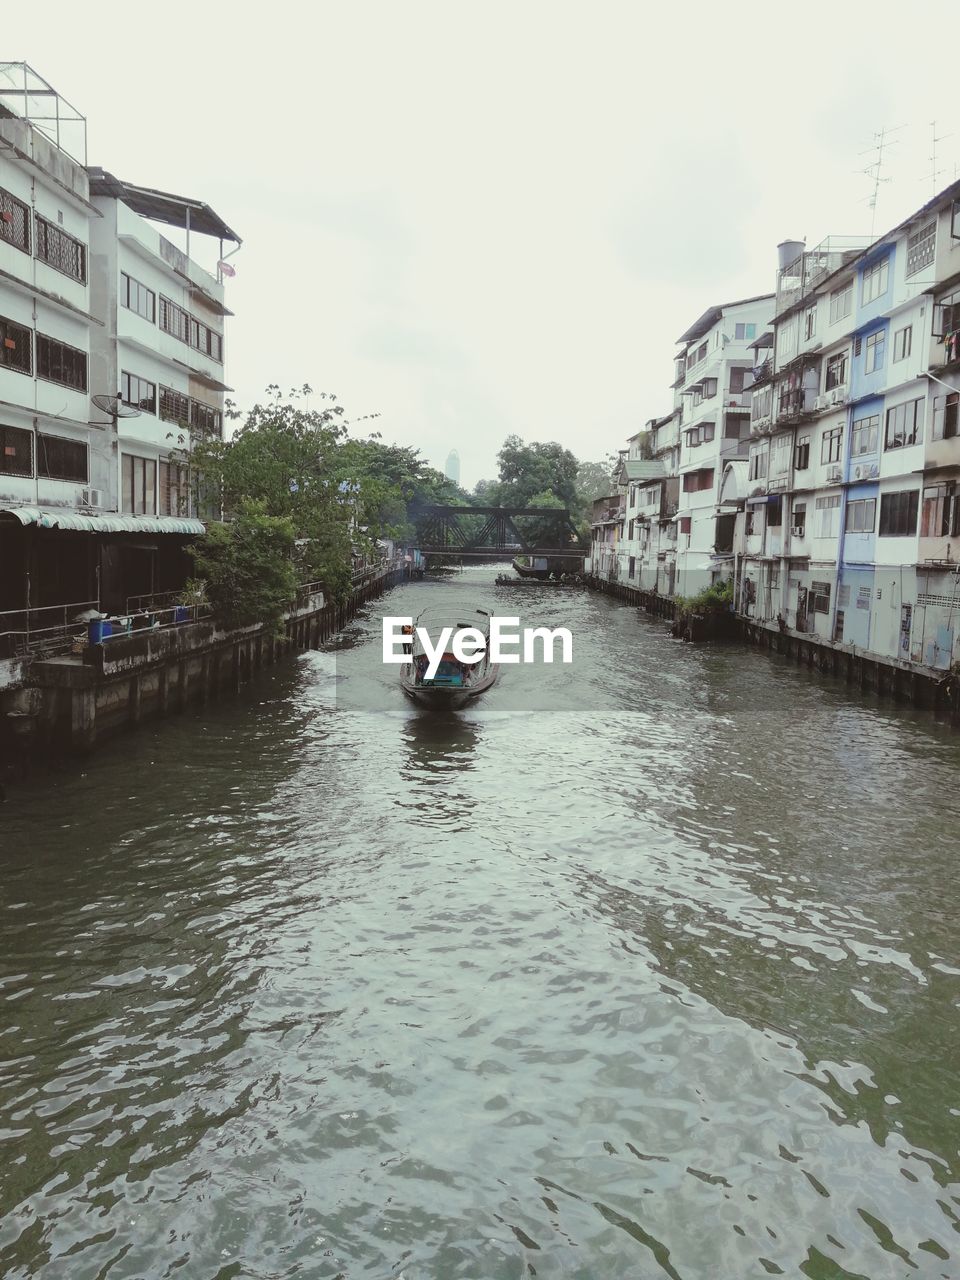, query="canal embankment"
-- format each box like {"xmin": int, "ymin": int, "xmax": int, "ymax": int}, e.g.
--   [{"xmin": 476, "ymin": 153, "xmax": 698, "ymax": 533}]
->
[
  {"xmin": 587, "ymin": 572, "xmax": 960, "ymax": 726},
  {"xmin": 0, "ymin": 563, "xmax": 410, "ymax": 766}
]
